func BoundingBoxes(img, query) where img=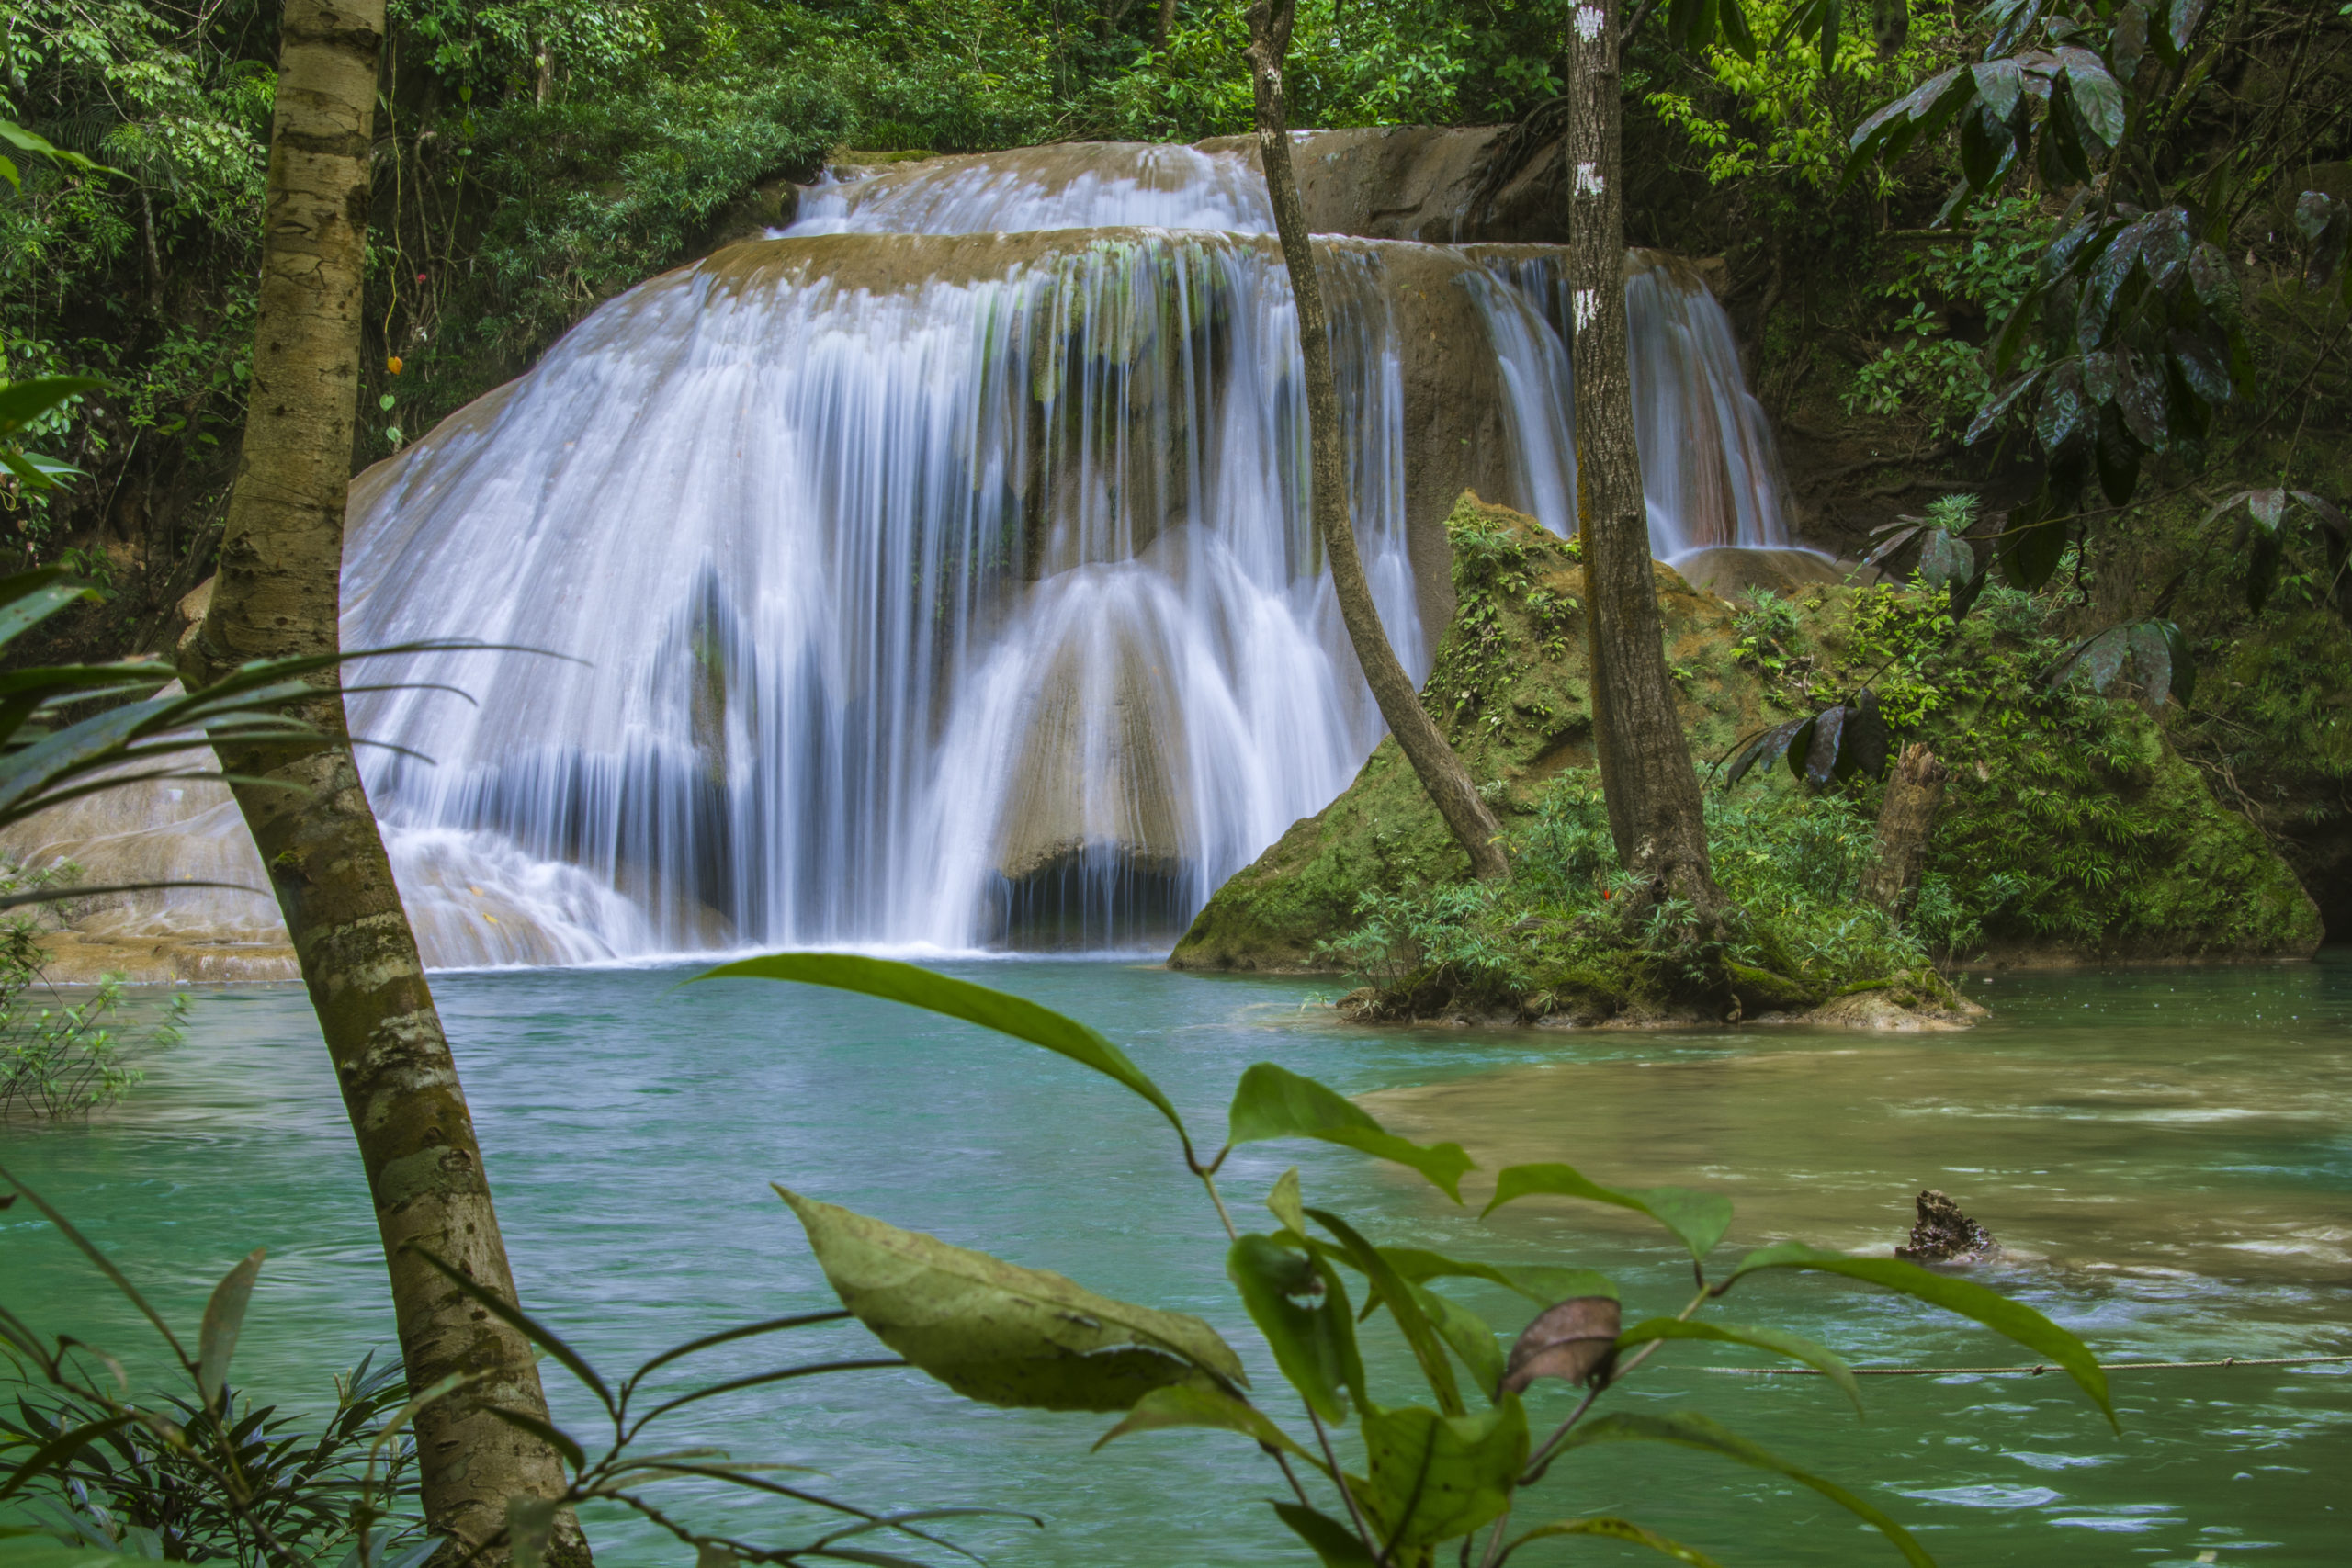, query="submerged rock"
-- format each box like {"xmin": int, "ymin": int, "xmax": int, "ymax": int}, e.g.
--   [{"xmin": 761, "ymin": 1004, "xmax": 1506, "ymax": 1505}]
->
[{"xmin": 1895, "ymin": 1190, "xmax": 2002, "ymax": 1263}]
